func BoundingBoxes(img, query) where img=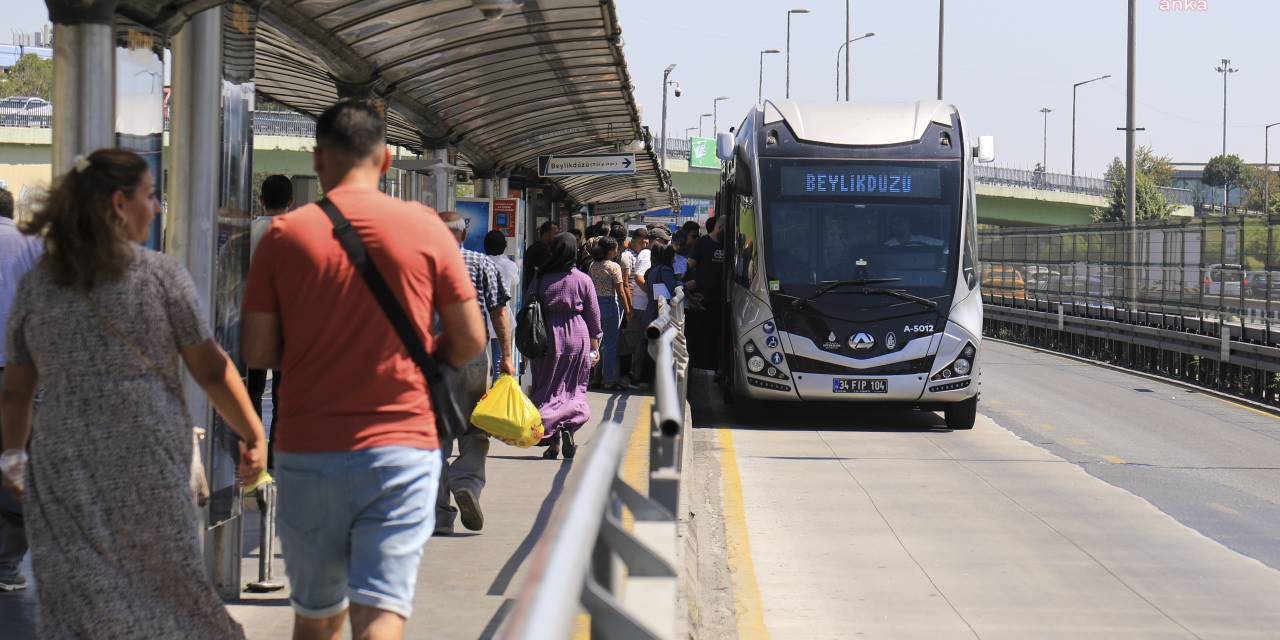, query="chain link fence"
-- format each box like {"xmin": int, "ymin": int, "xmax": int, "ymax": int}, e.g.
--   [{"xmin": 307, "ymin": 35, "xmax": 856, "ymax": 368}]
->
[{"xmin": 979, "ymin": 216, "xmax": 1280, "ymax": 405}]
